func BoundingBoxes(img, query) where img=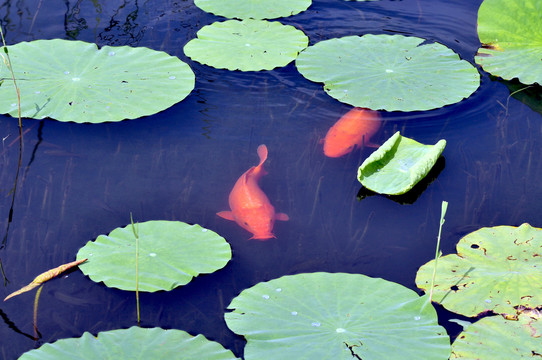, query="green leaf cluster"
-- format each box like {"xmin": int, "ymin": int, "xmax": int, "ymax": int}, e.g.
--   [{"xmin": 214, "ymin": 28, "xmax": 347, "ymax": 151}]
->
[{"xmin": 416, "ymin": 224, "xmax": 542, "ymax": 358}]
